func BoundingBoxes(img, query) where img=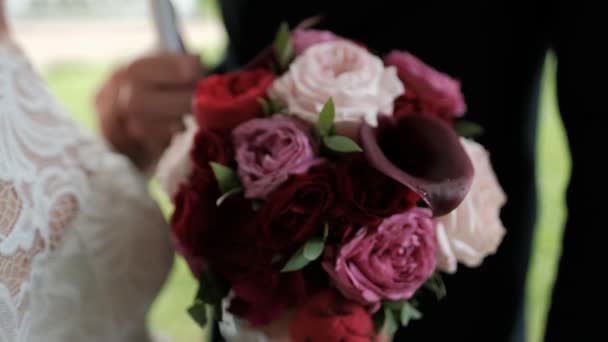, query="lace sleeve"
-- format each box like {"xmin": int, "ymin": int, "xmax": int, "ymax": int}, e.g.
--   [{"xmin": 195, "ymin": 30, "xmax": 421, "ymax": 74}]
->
[
  {"xmin": 0, "ymin": 38, "xmax": 86, "ymax": 340},
  {"xmin": 2, "ymin": 37, "xmax": 173, "ymax": 342}
]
